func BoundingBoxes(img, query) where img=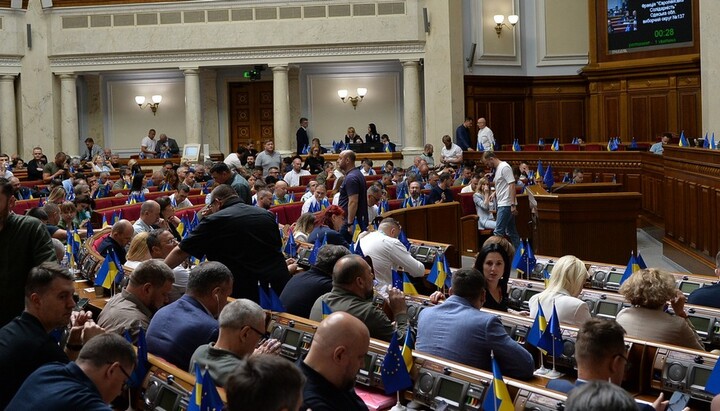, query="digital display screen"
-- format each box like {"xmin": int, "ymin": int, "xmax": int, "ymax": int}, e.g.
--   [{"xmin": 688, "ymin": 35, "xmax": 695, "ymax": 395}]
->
[
  {"xmin": 436, "ymin": 378, "xmax": 464, "ymax": 402},
  {"xmin": 545, "ymin": 264, "xmax": 554, "ymax": 274},
  {"xmin": 607, "ymin": 272, "xmax": 624, "ymax": 284},
  {"xmin": 359, "ymin": 354, "xmax": 372, "ymax": 375},
  {"xmin": 688, "ymin": 316, "xmax": 711, "ymax": 333},
  {"xmin": 607, "ymin": 0, "xmax": 693, "ymax": 54},
  {"xmin": 598, "ymin": 301, "xmax": 618, "ymax": 316},
  {"xmin": 416, "ymin": 247, "xmax": 429, "ymax": 257},
  {"xmin": 184, "ymin": 146, "xmax": 199, "ymax": 157},
  {"xmin": 156, "ymin": 388, "xmax": 178, "ymax": 411},
  {"xmin": 524, "ymin": 289, "xmax": 541, "ymax": 301},
  {"xmin": 691, "ymin": 367, "xmax": 712, "ymax": 387},
  {"xmin": 283, "ymin": 329, "xmax": 301, "ymax": 347},
  {"xmin": 679, "ymin": 282, "xmax": 700, "ymax": 293}
]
